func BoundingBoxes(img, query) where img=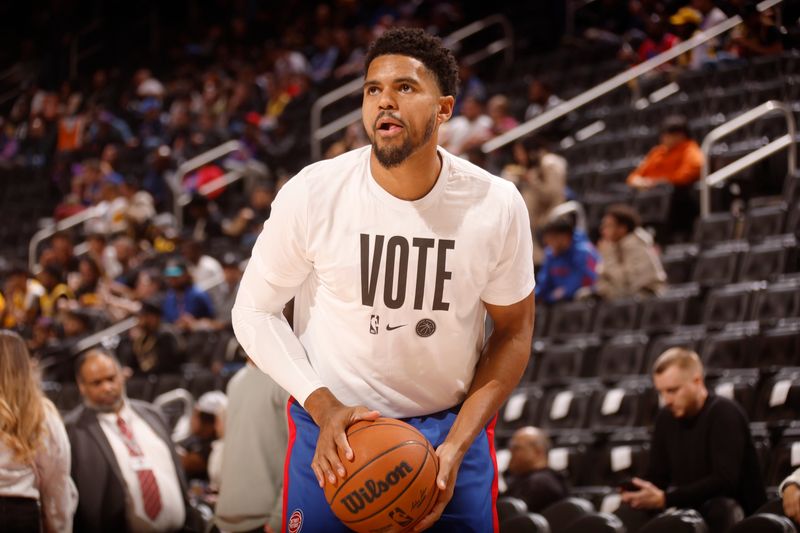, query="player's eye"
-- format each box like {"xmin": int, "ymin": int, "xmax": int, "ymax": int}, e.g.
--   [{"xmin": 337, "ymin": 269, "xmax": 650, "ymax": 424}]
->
[
  {"xmin": 366, "ymin": 86, "xmax": 380, "ymax": 96},
  {"xmin": 399, "ymin": 84, "xmax": 412, "ymax": 93}
]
